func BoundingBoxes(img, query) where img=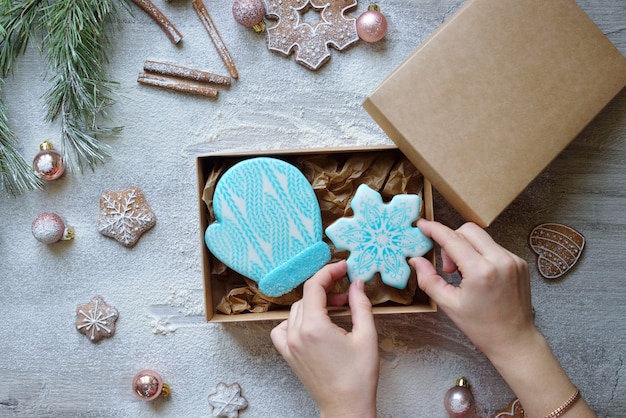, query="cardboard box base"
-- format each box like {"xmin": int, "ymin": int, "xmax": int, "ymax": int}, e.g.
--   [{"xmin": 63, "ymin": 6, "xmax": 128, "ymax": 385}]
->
[{"xmin": 197, "ymin": 146, "xmax": 436, "ymax": 322}]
